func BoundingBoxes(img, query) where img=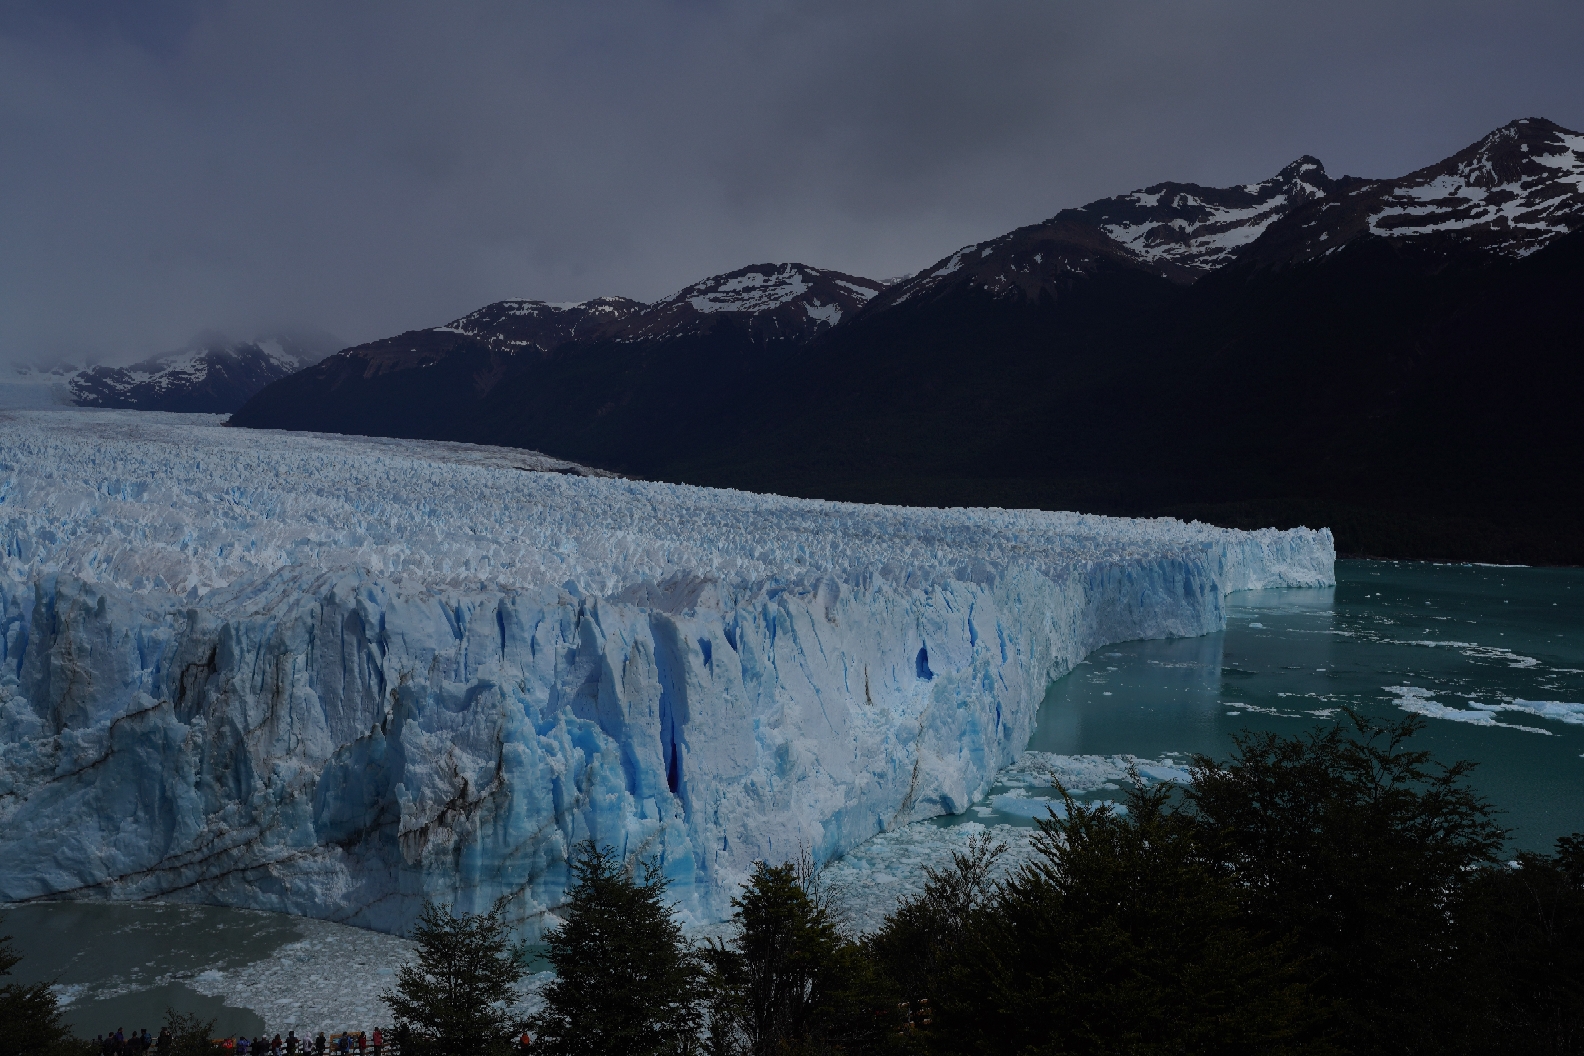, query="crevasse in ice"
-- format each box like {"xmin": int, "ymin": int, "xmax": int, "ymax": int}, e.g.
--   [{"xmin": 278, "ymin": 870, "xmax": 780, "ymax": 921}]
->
[{"xmin": 0, "ymin": 411, "xmax": 1333, "ymax": 936}]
